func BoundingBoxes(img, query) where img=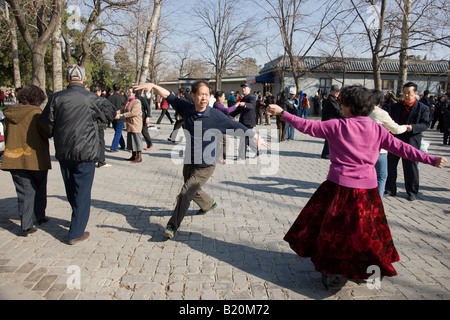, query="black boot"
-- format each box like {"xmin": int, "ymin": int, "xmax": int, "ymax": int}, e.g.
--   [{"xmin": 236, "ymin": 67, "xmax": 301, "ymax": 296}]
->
[{"xmin": 125, "ymin": 151, "xmax": 136, "ymax": 161}]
